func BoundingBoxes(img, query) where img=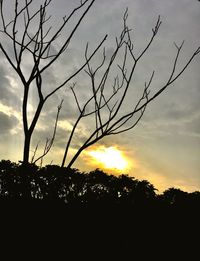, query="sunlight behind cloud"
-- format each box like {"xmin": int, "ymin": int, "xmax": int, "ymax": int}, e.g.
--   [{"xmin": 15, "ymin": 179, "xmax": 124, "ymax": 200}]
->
[{"xmin": 87, "ymin": 146, "xmax": 129, "ymax": 171}]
